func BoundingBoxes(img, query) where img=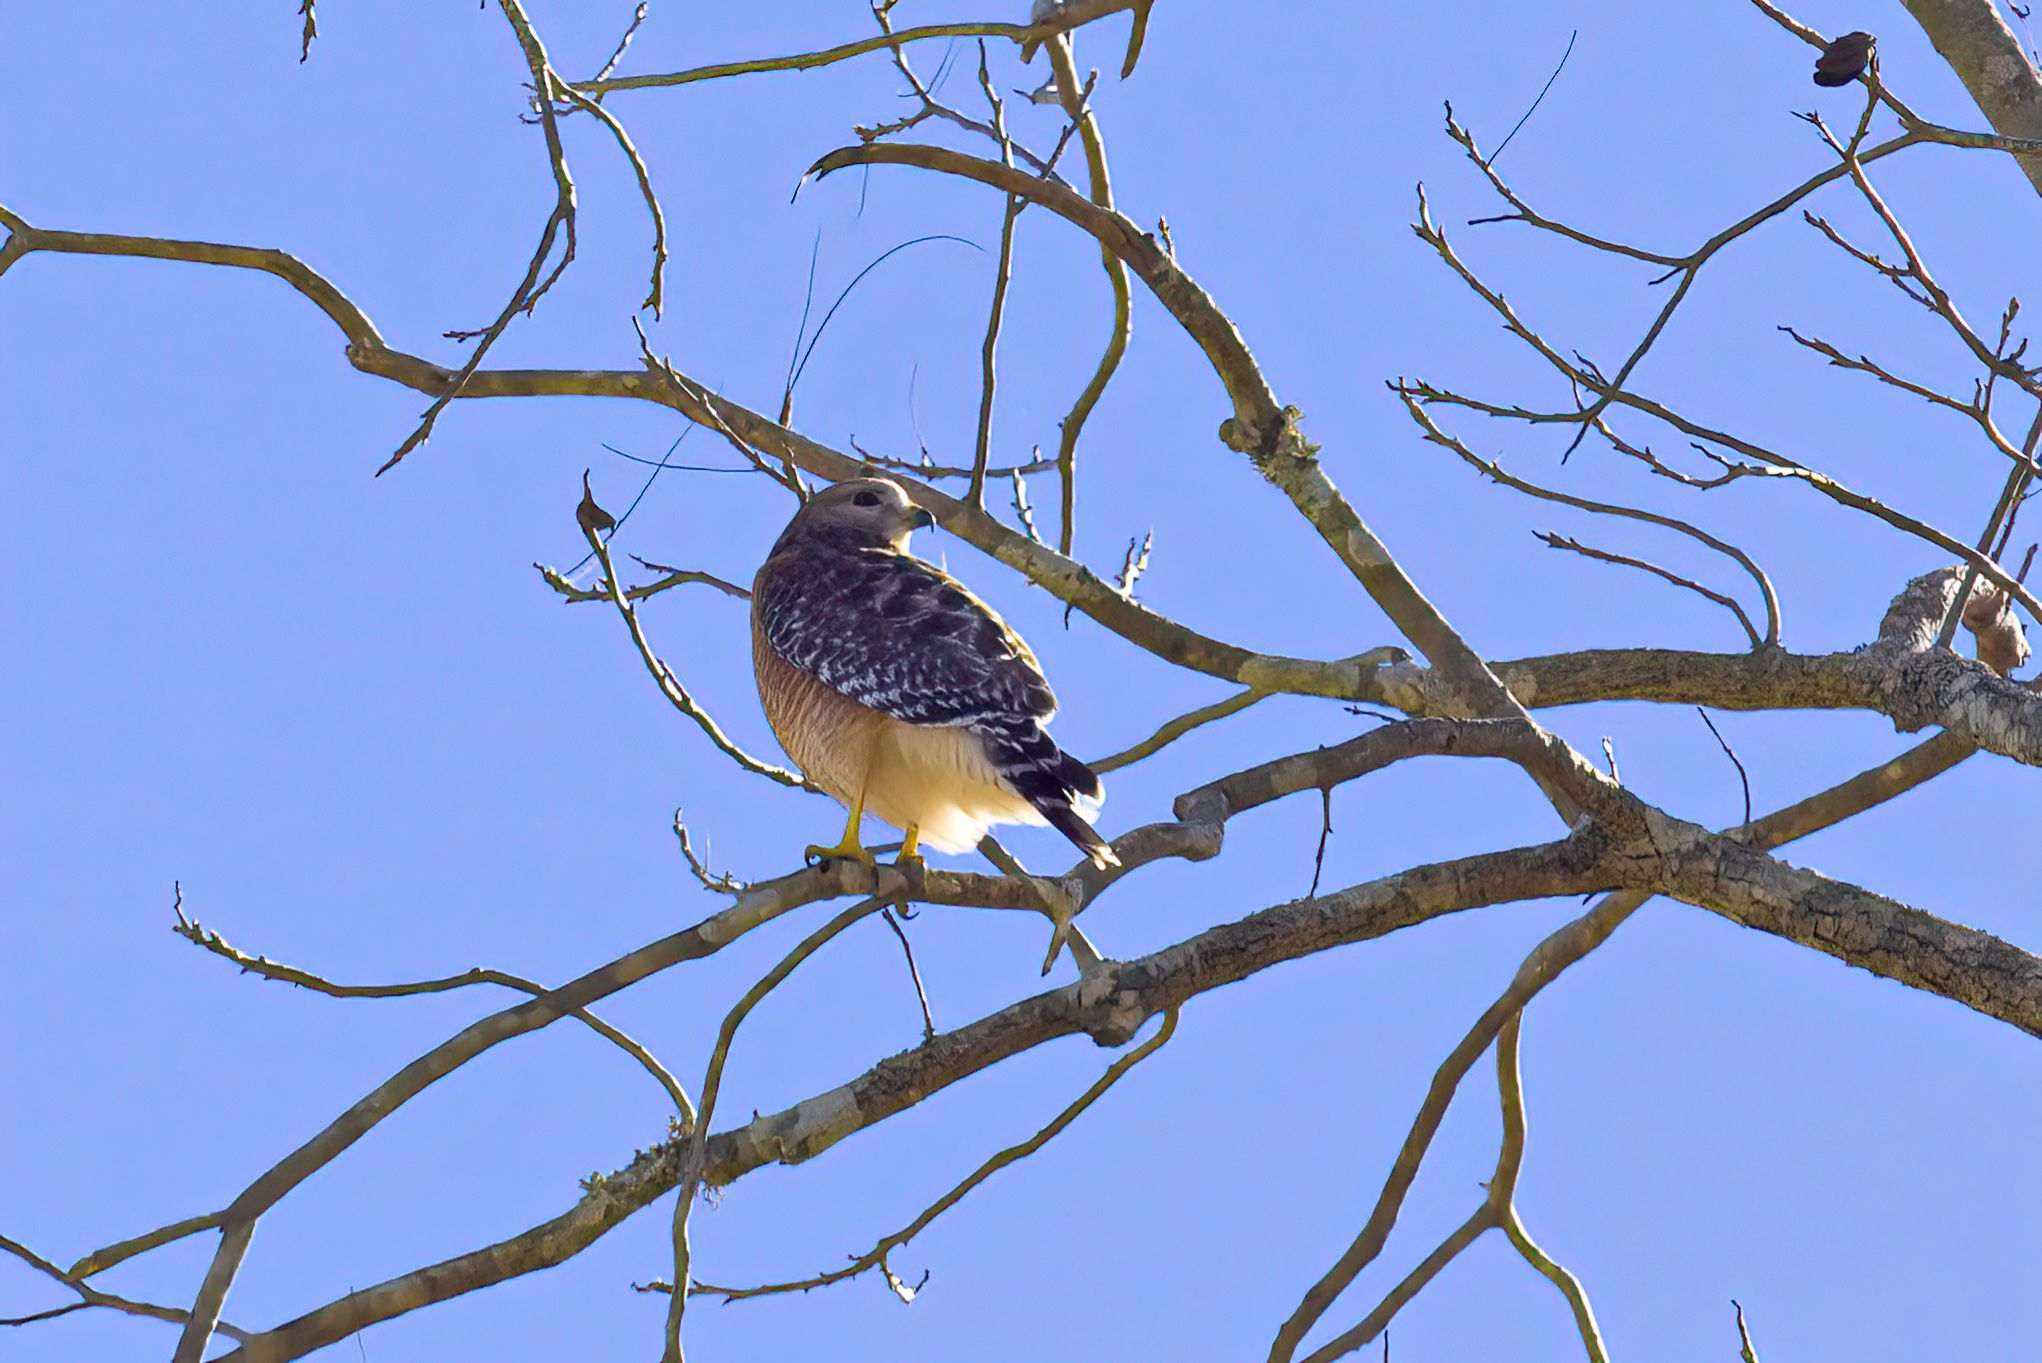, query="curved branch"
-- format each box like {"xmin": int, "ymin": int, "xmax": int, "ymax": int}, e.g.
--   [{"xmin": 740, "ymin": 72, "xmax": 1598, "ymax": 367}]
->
[
  {"xmin": 10, "ymin": 212, "xmax": 2035, "ymax": 757},
  {"xmin": 803, "ymin": 140, "xmax": 1520, "ymax": 711},
  {"xmin": 1399, "ymin": 386, "xmax": 1781, "ymax": 647},
  {"xmin": 0, "ymin": 208, "xmax": 1422, "ymax": 707},
  {"xmin": 1044, "ymin": 33, "xmax": 1133, "ymax": 554},
  {"xmin": 0, "ymin": 1233, "xmax": 250, "ymax": 1342},
  {"xmin": 665, "ymin": 895, "xmax": 888, "ymax": 1358},
  {"xmin": 1536, "ymin": 532, "xmax": 1764, "ymax": 649},
  {"xmin": 580, "ymin": 512, "xmax": 810, "ymax": 789},
  {"xmin": 1413, "ymin": 196, "xmax": 2042, "ymax": 627},
  {"xmin": 209, "ymin": 699, "xmax": 2038, "ymax": 1363},
  {"xmin": 172, "ymin": 906, "xmax": 693, "ymax": 1121},
  {"xmin": 692, "ymin": 1003, "xmax": 1180, "ymax": 1303},
  {"xmin": 209, "ymin": 836, "xmax": 1606, "ymax": 1363},
  {"xmin": 1090, "ymin": 686, "xmax": 1267, "ymax": 773},
  {"xmin": 373, "ymin": 0, "xmax": 577, "ymax": 478},
  {"xmin": 1274, "ymin": 723, "xmax": 1980, "ymax": 1361},
  {"xmin": 168, "ymin": 857, "xmax": 892, "ymax": 1363},
  {"xmin": 572, "ymin": 2, "xmax": 1139, "ymax": 98},
  {"xmin": 1270, "ymin": 892, "xmax": 1640, "ymax": 1362}
]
